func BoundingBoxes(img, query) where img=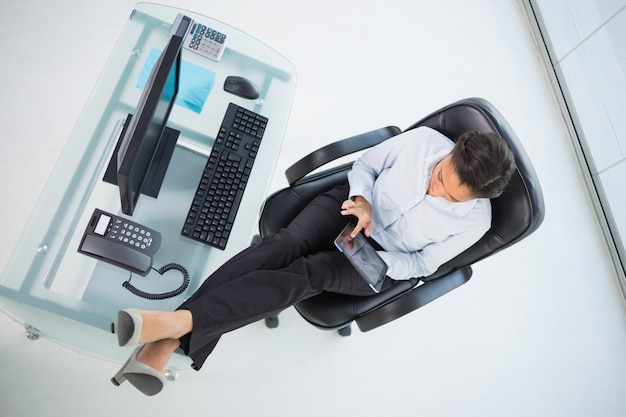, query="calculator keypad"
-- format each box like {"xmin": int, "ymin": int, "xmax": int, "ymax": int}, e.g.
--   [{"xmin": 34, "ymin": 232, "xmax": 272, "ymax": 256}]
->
[{"xmin": 184, "ymin": 23, "xmax": 228, "ymax": 61}]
